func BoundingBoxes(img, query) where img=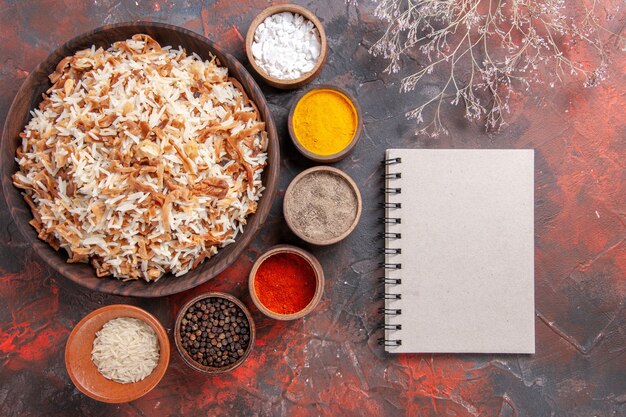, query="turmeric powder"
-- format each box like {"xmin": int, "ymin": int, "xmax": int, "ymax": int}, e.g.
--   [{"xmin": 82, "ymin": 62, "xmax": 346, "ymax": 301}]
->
[{"xmin": 292, "ymin": 88, "xmax": 357, "ymax": 156}]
